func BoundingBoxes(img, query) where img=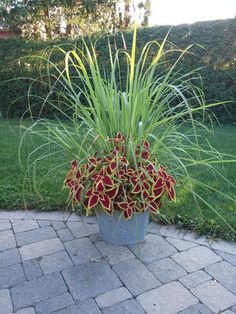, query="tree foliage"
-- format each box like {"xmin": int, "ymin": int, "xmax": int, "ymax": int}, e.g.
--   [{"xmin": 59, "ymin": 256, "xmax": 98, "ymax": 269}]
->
[{"xmin": 0, "ymin": 0, "xmax": 152, "ymax": 39}]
